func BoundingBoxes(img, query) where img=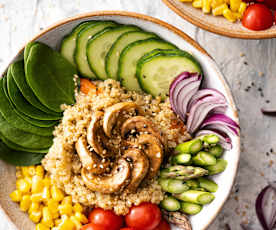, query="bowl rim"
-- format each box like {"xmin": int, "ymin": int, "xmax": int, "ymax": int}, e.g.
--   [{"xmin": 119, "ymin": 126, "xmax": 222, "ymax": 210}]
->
[
  {"xmin": 0, "ymin": 10, "xmax": 240, "ymax": 230},
  {"xmin": 162, "ymin": 0, "xmax": 276, "ymax": 39}
]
